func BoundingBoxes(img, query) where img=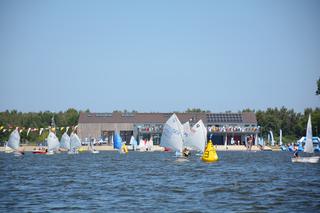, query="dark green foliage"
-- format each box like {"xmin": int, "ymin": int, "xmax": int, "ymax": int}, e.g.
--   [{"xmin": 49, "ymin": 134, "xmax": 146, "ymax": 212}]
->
[
  {"xmin": 0, "ymin": 108, "xmax": 80, "ymax": 143},
  {"xmin": 256, "ymin": 107, "xmax": 320, "ymax": 144},
  {"xmin": 185, "ymin": 108, "xmax": 210, "ymax": 113}
]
